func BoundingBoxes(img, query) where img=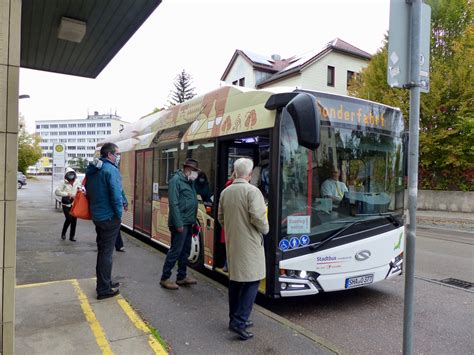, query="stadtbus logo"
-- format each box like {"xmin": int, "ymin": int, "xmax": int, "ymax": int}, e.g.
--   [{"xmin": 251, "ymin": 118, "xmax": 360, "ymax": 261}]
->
[{"xmin": 55, "ymin": 145, "xmax": 64, "ymax": 153}]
